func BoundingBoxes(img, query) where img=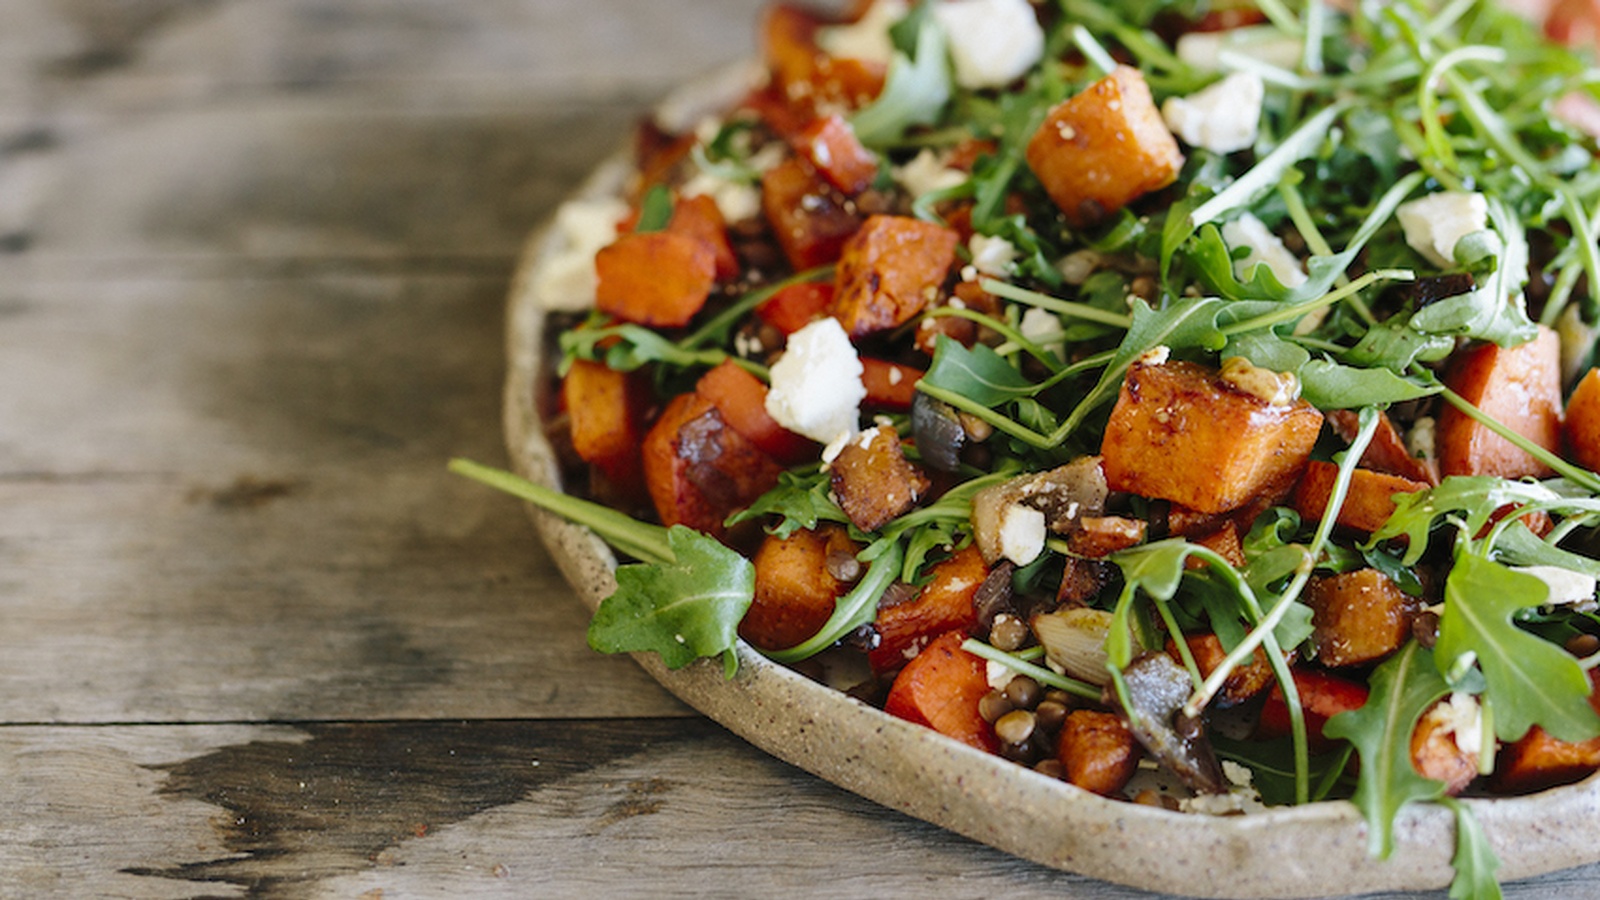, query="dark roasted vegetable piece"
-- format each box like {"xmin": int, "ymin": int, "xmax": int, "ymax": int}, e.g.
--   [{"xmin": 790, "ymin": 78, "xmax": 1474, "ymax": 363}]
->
[
  {"xmin": 1118, "ymin": 652, "xmax": 1225, "ymax": 794},
  {"xmin": 829, "ymin": 424, "xmax": 930, "ymax": 532},
  {"xmin": 911, "ymin": 391, "xmax": 966, "ymax": 472}
]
